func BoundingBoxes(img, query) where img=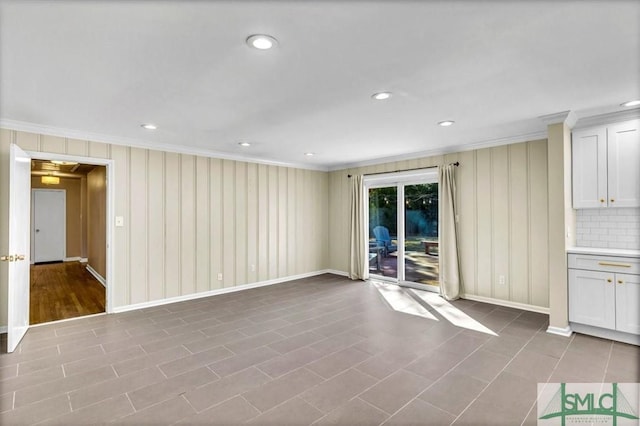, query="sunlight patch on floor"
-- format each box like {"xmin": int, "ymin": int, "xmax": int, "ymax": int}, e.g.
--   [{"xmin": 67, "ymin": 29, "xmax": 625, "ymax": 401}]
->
[
  {"xmin": 409, "ymin": 289, "xmax": 498, "ymax": 336},
  {"xmin": 371, "ymin": 281, "xmax": 438, "ymax": 321}
]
